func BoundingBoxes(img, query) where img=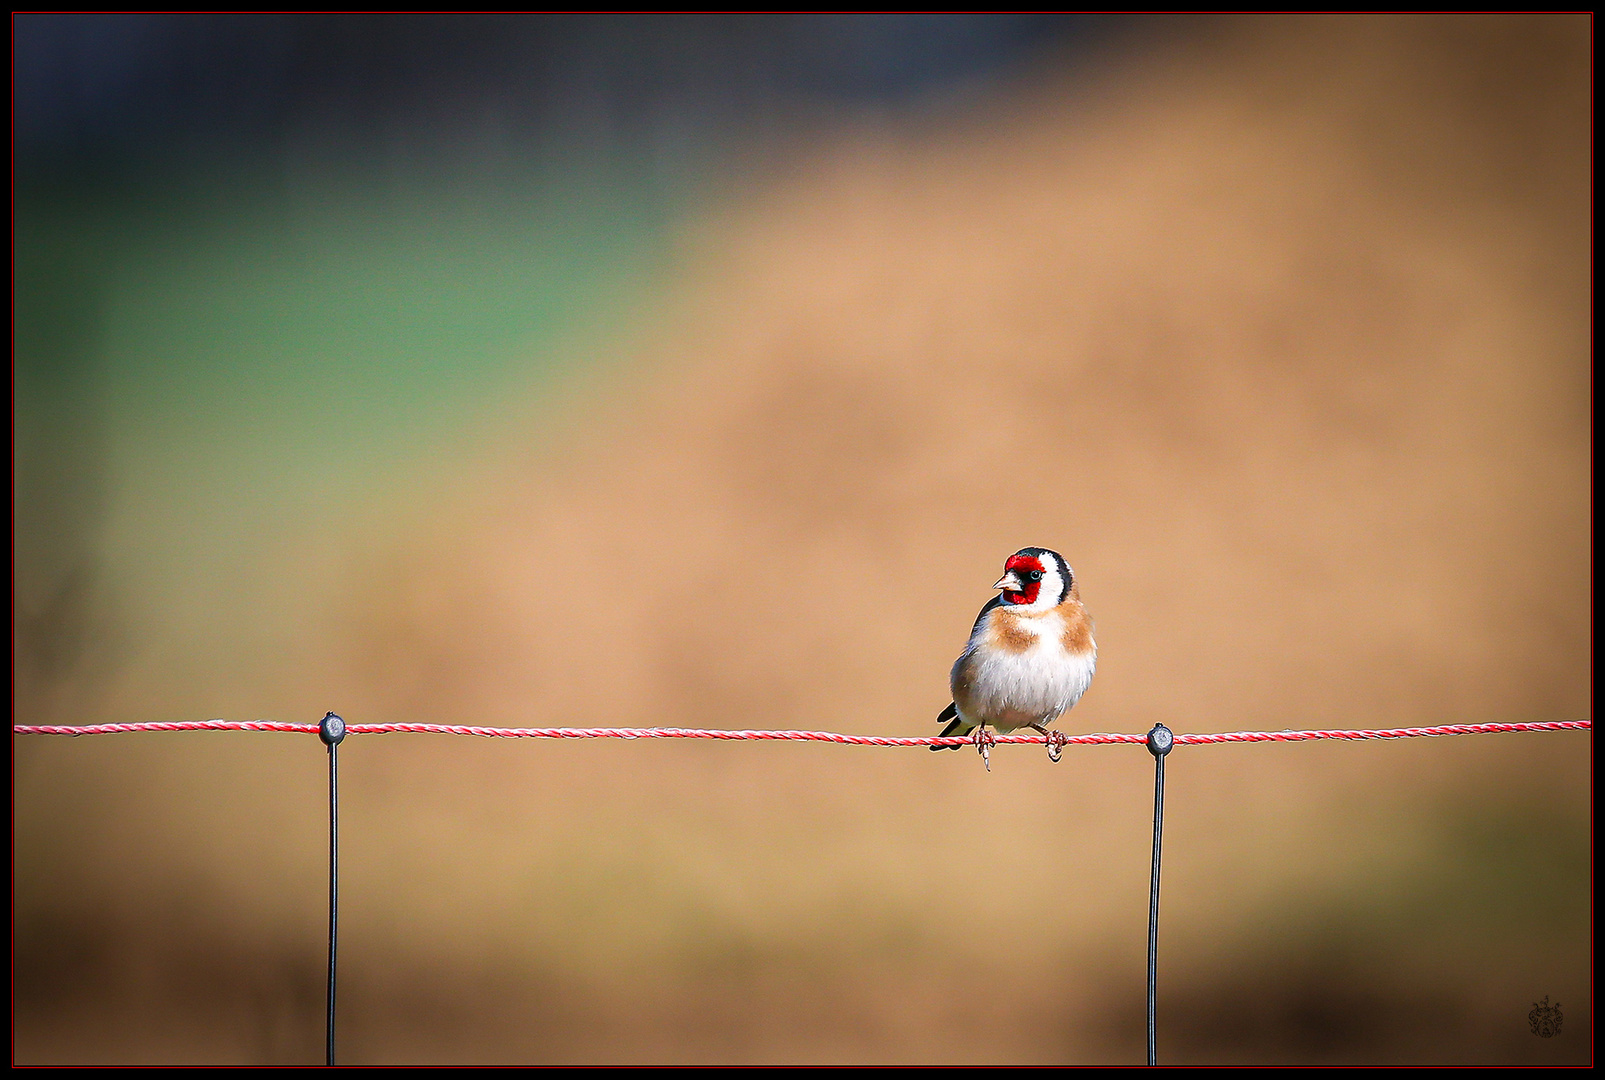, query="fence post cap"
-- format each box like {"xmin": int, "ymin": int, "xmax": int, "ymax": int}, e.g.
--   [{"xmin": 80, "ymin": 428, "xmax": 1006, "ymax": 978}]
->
[{"xmin": 319, "ymin": 712, "xmax": 347, "ymax": 746}]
